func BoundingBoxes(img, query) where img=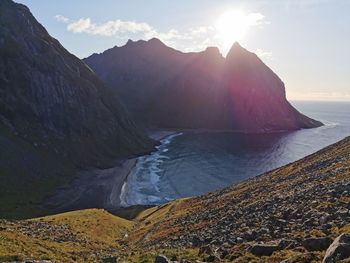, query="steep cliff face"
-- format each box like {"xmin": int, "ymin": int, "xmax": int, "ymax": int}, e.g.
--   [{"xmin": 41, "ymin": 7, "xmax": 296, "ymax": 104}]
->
[
  {"xmin": 85, "ymin": 39, "xmax": 322, "ymax": 132},
  {"xmin": 0, "ymin": 0, "xmax": 153, "ymax": 167},
  {"xmin": 224, "ymin": 43, "xmax": 322, "ymax": 131}
]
